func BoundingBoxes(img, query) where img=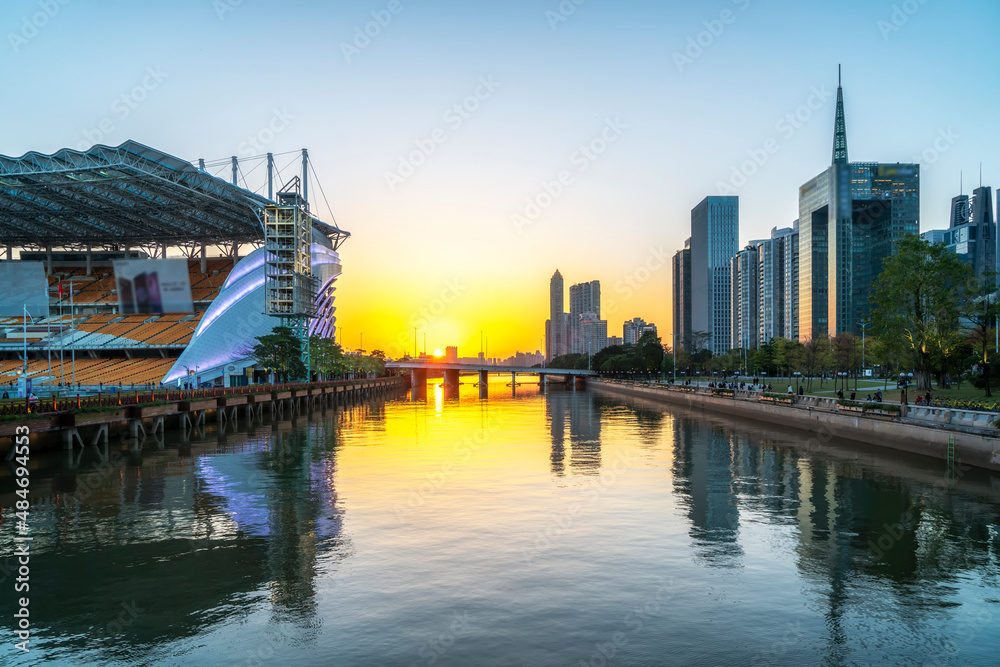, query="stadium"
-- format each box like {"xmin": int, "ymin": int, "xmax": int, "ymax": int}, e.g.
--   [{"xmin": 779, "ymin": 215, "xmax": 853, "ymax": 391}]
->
[{"xmin": 0, "ymin": 140, "xmax": 348, "ymax": 394}]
